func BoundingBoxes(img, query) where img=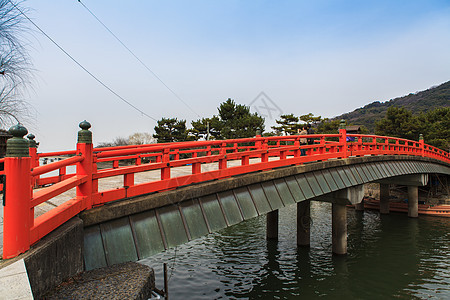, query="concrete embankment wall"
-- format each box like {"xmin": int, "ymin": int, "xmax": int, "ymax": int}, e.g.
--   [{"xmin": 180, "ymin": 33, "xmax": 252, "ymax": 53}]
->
[
  {"xmin": 0, "ymin": 216, "xmax": 156, "ymax": 299},
  {"xmin": 0, "ymin": 217, "xmax": 83, "ymax": 299}
]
